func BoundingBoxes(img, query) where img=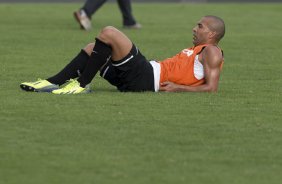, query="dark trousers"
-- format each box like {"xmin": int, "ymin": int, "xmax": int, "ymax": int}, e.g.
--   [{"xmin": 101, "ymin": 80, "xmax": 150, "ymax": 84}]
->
[{"xmin": 82, "ymin": 0, "xmax": 137, "ymax": 26}]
